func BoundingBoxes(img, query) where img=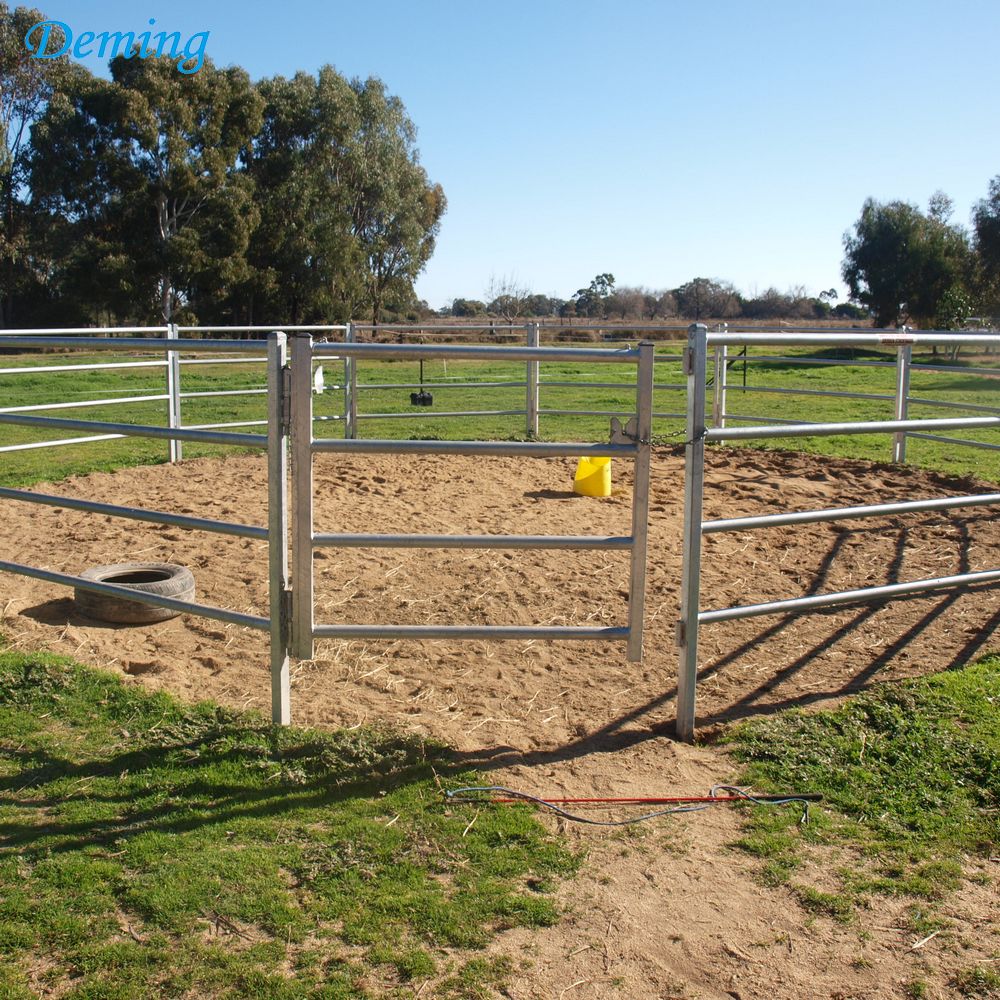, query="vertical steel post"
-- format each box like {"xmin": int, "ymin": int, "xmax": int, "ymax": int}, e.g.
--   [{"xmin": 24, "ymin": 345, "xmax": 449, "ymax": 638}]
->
[
  {"xmin": 344, "ymin": 321, "xmax": 358, "ymax": 440},
  {"xmin": 290, "ymin": 333, "xmax": 315, "ymax": 660},
  {"xmin": 626, "ymin": 341, "xmax": 654, "ymax": 661},
  {"xmin": 526, "ymin": 322, "xmax": 539, "ymax": 437},
  {"xmin": 266, "ymin": 332, "xmax": 291, "ymax": 724},
  {"xmin": 712, "ymin": 343, "xmax": 728, "ymax": 429},
  {"xmin": 892, "ymin": 344, "xmax": 912, "ymax": 463},
  {"xmin": 166, "ymin": 324, "xmax": 183, "ymax": 462},
  {"xmin": 676, "ymin": 324, "xmax": 708, "ymax": 741}
]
